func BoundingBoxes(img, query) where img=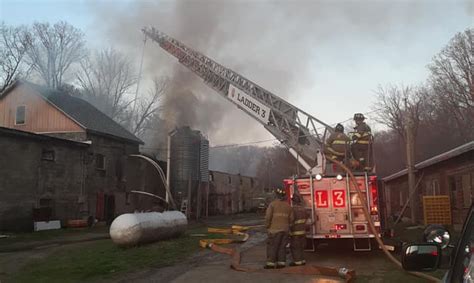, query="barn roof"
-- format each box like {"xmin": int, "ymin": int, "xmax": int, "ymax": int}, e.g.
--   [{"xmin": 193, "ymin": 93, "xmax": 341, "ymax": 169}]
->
[
  {"xmin": 0, "ymin": 126, "xmax": 90, "ymax": 147},
  {"xmin": 383, "ymin": 141, "xmax": 474, "ymax": 182},
  {"xmin": 1, "ymin": 80, "xmax": 143, "ymax": 145}
]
